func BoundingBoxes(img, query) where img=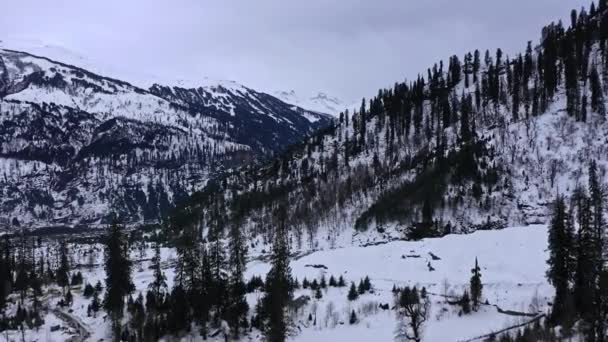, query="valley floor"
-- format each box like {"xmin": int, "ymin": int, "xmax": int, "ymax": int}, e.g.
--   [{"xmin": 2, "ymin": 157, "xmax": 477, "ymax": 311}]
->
[{"xmin": 1, "ymin": 225, "xmax": 552, "ymax": 342}]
